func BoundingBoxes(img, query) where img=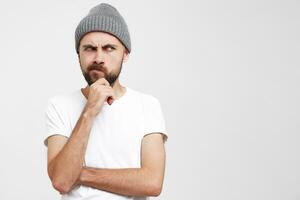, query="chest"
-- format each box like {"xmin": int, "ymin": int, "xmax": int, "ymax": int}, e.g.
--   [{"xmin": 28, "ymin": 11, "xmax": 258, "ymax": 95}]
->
[{"xmin": 82, "ymin": 103, "xmax": 145, "ymax": 168}]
